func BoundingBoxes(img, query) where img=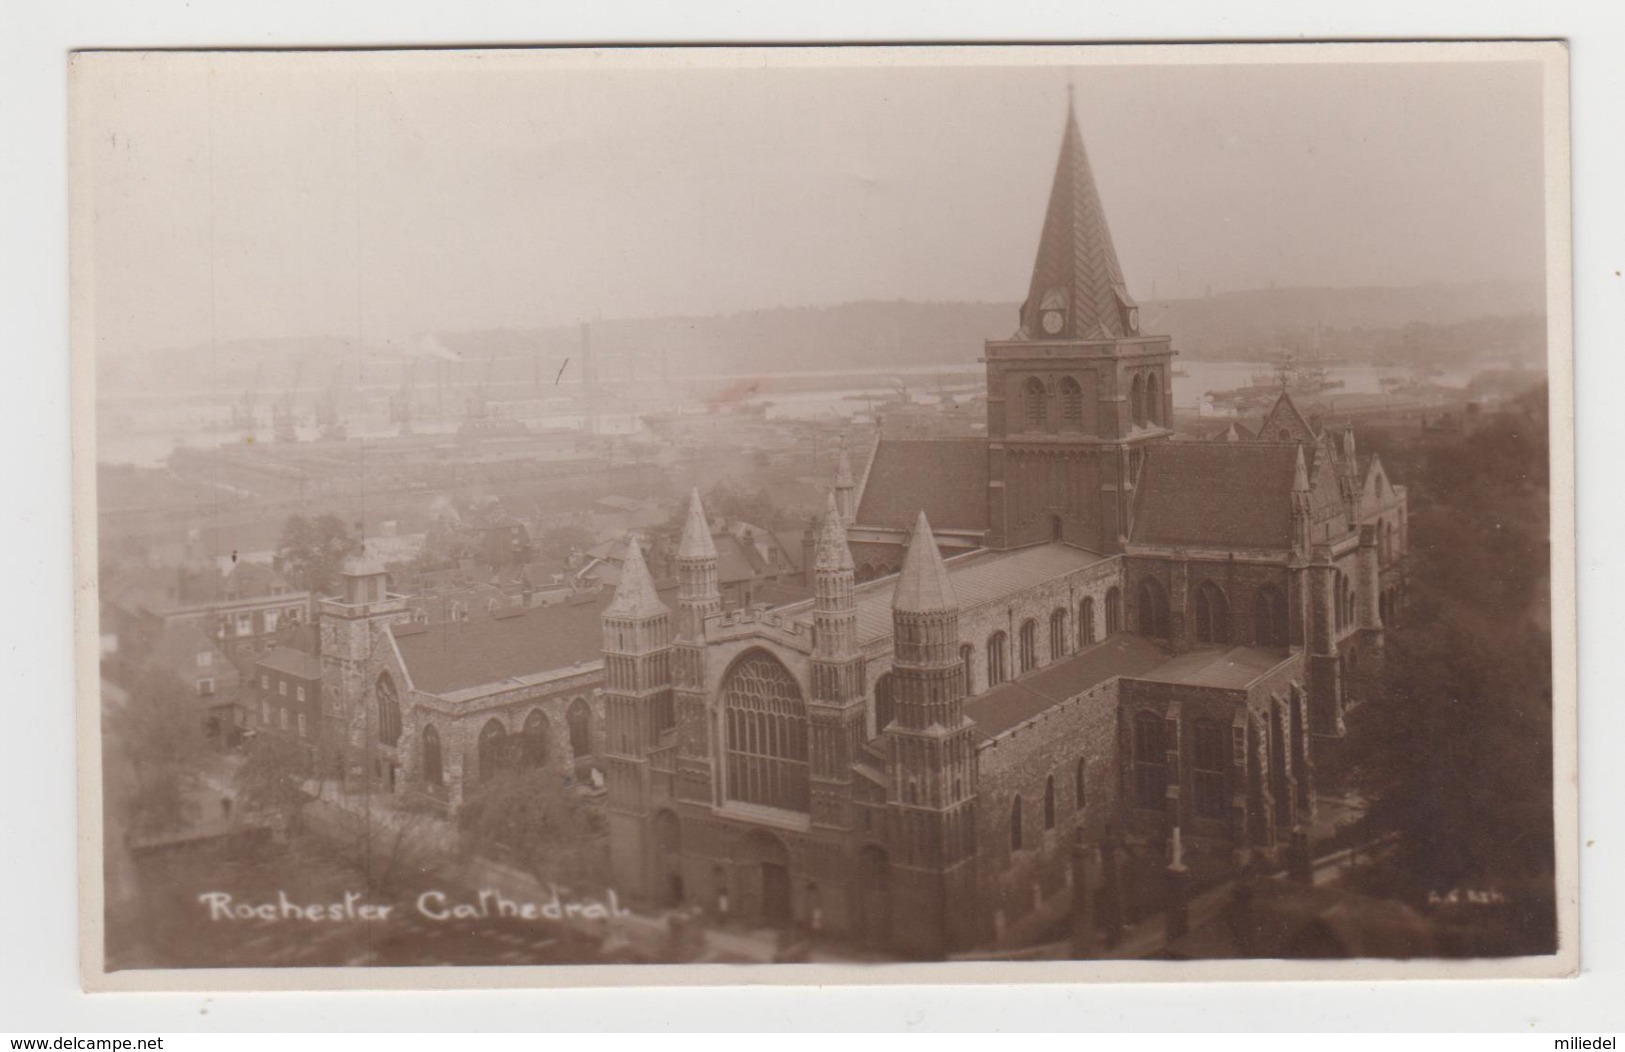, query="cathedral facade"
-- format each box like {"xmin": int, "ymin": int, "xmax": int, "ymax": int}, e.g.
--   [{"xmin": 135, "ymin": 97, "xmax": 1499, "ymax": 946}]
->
[{"xmin": 603, "ymin": 97, "xmax": 1410, "ymax": 958}]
